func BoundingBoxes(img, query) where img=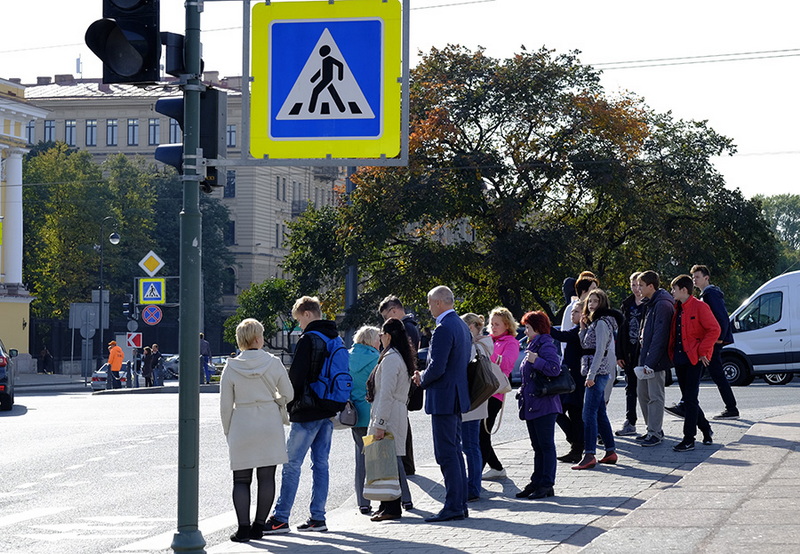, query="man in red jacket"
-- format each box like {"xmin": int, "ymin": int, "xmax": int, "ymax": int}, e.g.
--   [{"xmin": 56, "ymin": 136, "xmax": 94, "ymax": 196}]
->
[{"xmin": 668, "ymin": 275, "xmax": 720, "ymax": 452}]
